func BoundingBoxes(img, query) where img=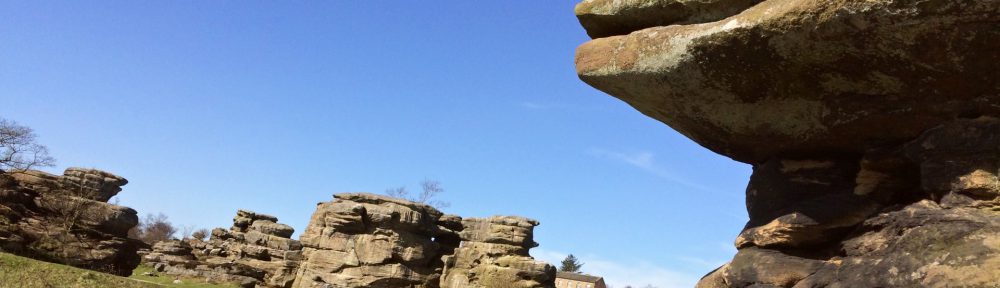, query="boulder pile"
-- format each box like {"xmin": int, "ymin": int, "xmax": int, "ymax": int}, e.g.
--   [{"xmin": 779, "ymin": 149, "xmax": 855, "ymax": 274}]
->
[
  {"xmin": 0, "ymin": 168, "xmax": 141, "ymax": 276},
  {"xmin": 573, "ymin": 0, "xmax": 1000, "ymax": 286},
  {"xmin": 145, "ymin": 210, "xmax": 302, "ymax": 287}
]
